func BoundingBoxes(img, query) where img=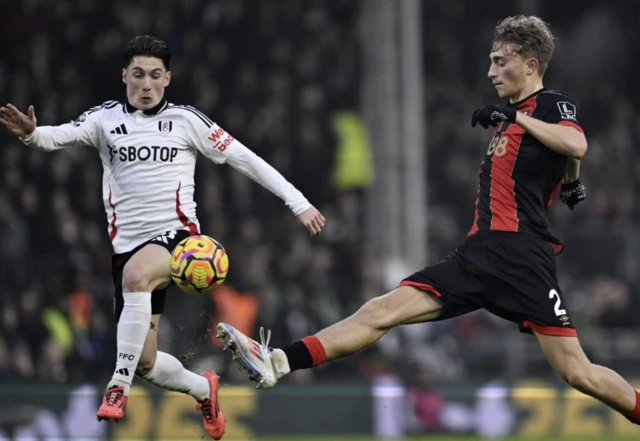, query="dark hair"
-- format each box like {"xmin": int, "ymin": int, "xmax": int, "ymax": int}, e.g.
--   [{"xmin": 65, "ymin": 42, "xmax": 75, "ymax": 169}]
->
[
  {"xmin": 492, "ymin": 16, "xmax": 555, "ymax": 76},
  {"xmin": 124, "ymin": 35, "xmax": 172, "ymax": 70}
]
